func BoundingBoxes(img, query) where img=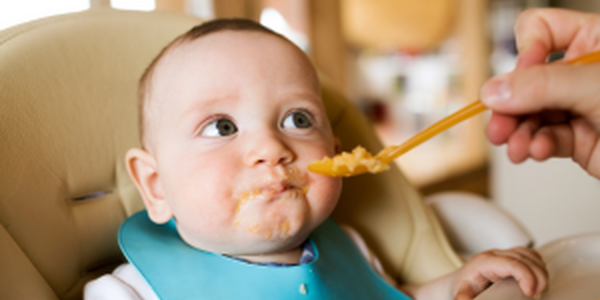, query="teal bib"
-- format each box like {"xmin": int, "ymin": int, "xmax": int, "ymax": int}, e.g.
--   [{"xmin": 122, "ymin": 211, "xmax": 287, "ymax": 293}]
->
[{"xmin": 119, "ymin": 211, "xmax": 412, "ymax": 300}]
